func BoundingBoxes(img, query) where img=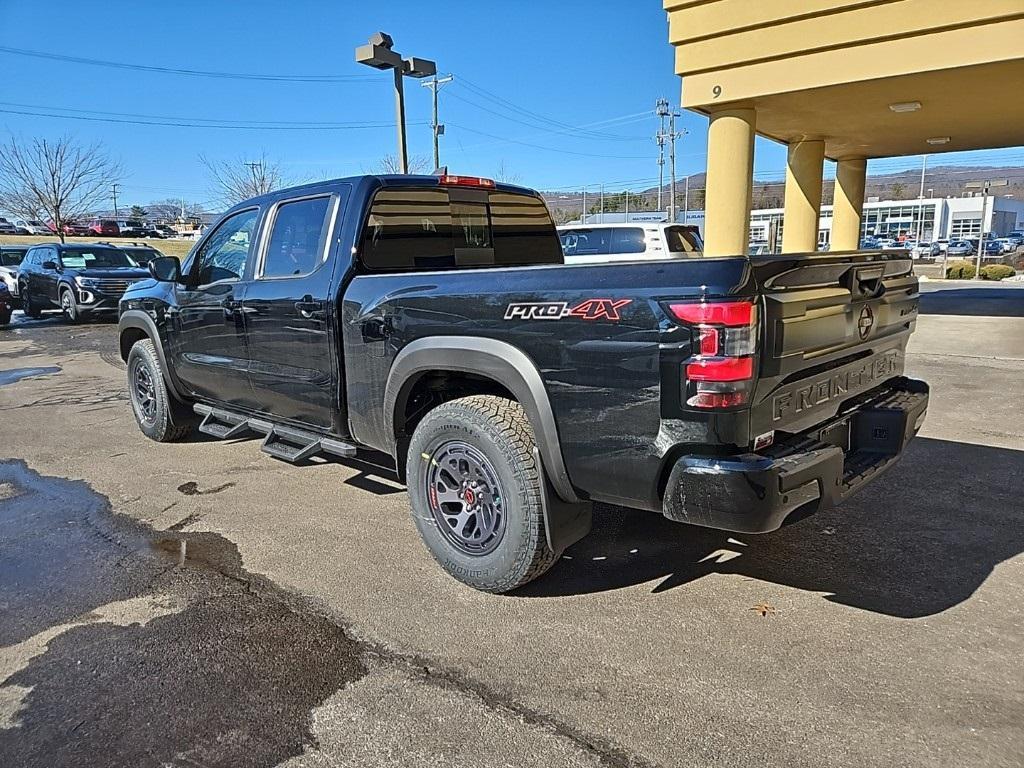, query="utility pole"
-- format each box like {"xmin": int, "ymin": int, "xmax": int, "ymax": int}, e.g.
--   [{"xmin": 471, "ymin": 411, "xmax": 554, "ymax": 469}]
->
[
  {"xmin": 421, "ymin": 74, "xmax": 453, "ymax": 170},
  {"xmin": 245, "ymin": 161, "xmax": 263, "ymax": 193},
  {"xmin": 916, "ymin": 155, "xmax": 928, "ymax": 241},
  {"xmin": 111, "ymin": 183, "xmax": 120, "ymax": 217},
  {"xmin": 600, "ymin": 184, "xmax": 605, "ymax": 219},
  {"xmin": 582, "ymin": 187, "xmax": 587, "ymax": 223},
  {"xmin": 655, "ymin": 98, "xmax": 668, "ymax": 212},
  {"xmin": 656, "ymin": 100, "xmax": 685, "ymax": 222},
  {"xmin": 683, "ymin": 175, "xmax": 690, "ymax": 224}
]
